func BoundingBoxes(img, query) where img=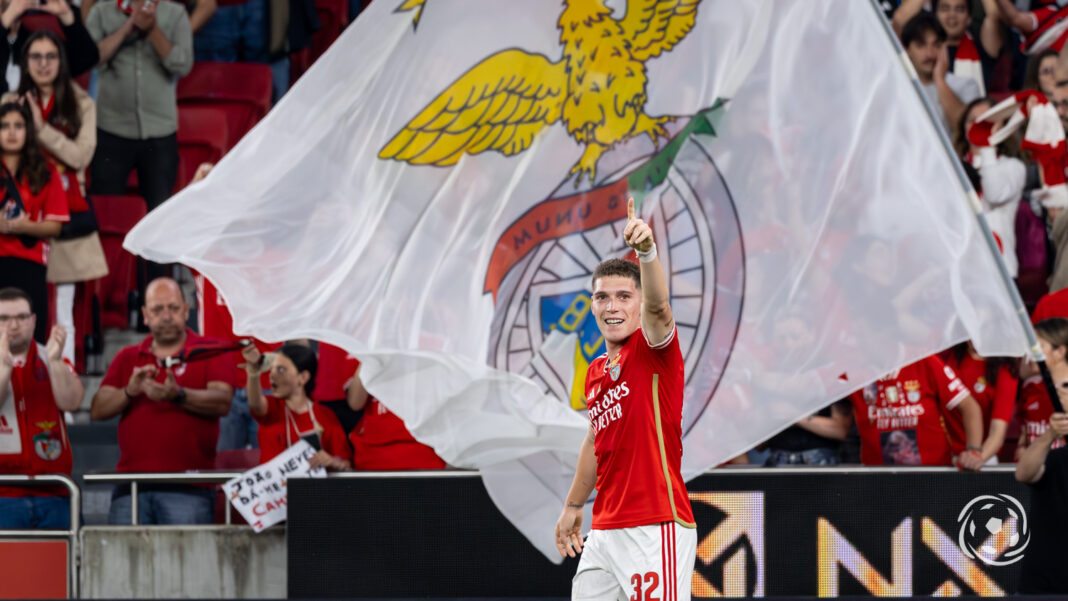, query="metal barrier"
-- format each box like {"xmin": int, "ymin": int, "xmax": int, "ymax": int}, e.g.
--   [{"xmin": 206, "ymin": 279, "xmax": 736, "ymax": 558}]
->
[
  {"xmin": 83, "ymin": 472, "xmax": 247, "ymax": 525},
  {"xmin": 0, "ymin": 474, "xmax": 80, "ymax": 598}
]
